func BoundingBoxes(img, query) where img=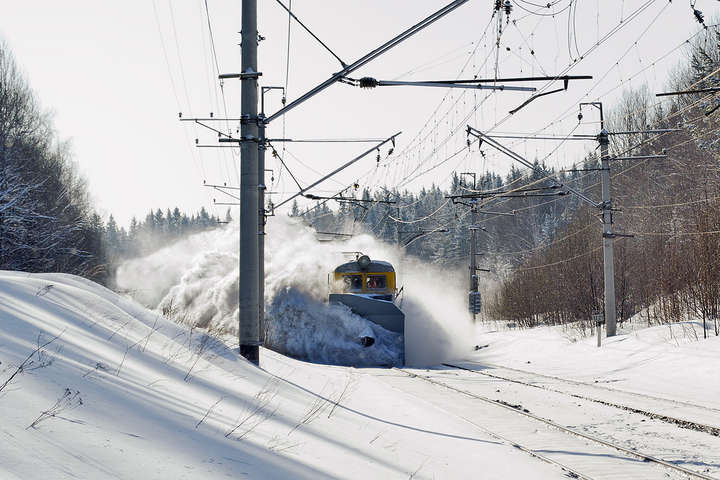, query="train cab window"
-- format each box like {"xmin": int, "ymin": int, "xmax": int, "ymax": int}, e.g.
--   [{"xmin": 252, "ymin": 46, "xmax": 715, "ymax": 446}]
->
[
  {"xmin": 366, "ymin": 275, "xmax": 387, "ymax": 291},
  {"xmin": 343, "ymin": 275, "xmax": 363, "ymax": 292}
]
